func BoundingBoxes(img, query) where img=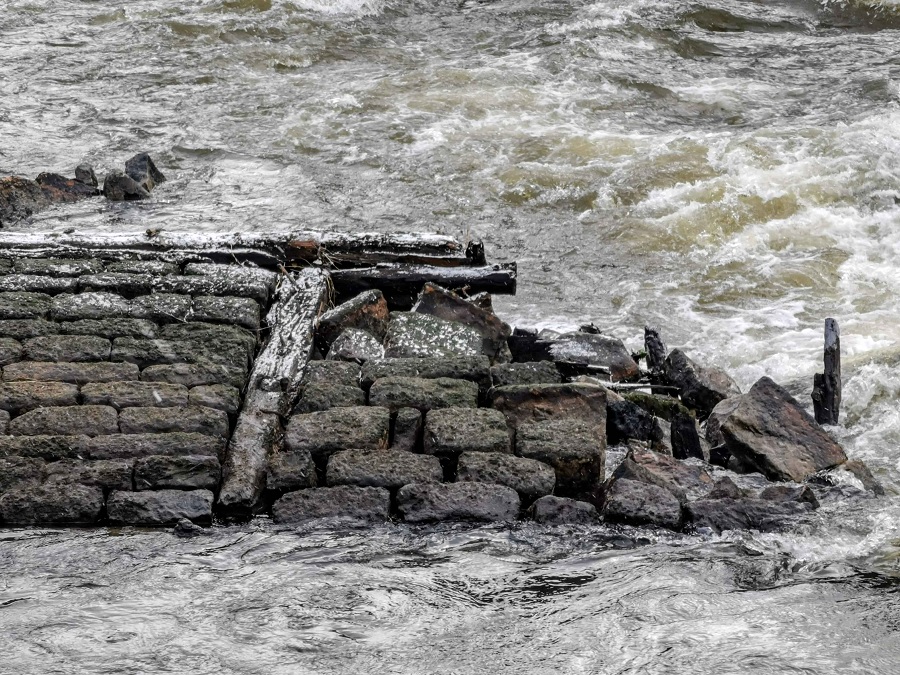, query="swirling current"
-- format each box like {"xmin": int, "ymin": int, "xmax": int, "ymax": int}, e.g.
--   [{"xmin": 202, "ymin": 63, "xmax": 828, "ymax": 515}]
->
[{"xmin": 1, "ymin": 0, "xmax": 899, "ymax": 672}]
